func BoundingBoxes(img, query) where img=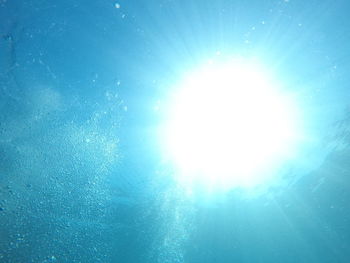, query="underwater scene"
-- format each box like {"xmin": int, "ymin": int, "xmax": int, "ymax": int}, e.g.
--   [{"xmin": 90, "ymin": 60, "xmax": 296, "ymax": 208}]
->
[{"xmin": 1, "ymin": 0, "xmax": 350, "ymax": 262}]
